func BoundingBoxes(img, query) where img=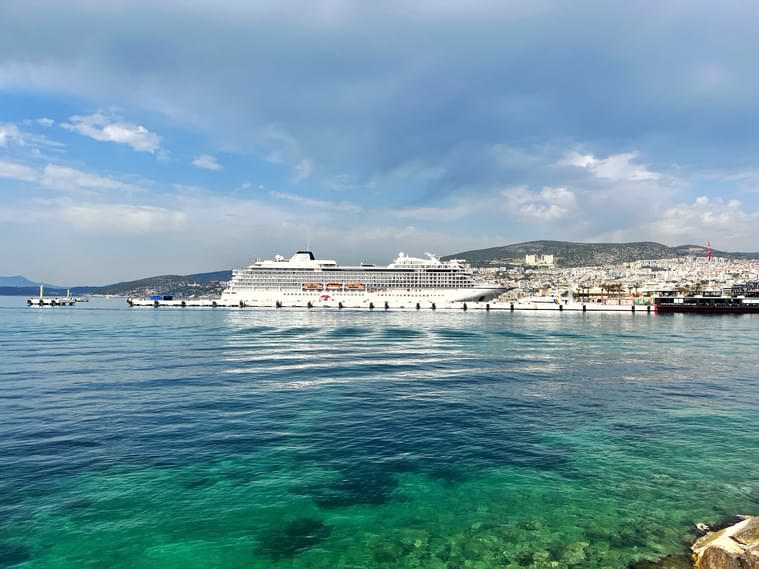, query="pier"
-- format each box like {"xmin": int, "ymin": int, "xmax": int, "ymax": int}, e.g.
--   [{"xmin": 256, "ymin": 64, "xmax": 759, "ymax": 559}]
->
[
  {"xmin": 127, "ymin": 298, "xmax": 238, "ymax": 308},
  {"xmin": 127, "ymin": 297, "xmax": 652, "ymax": 312},
  {"xmin": 27, "ymin": 286, "xmax": 77, "ymax": 307}
]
